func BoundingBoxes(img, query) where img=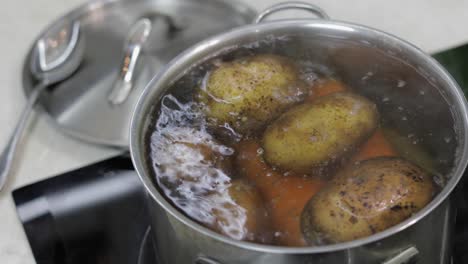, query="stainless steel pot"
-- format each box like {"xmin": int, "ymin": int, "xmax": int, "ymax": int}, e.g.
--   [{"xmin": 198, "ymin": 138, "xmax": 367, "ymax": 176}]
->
[{"xmin": 130, "ymin": 2, "xmax": 468, "ymax": 264}]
